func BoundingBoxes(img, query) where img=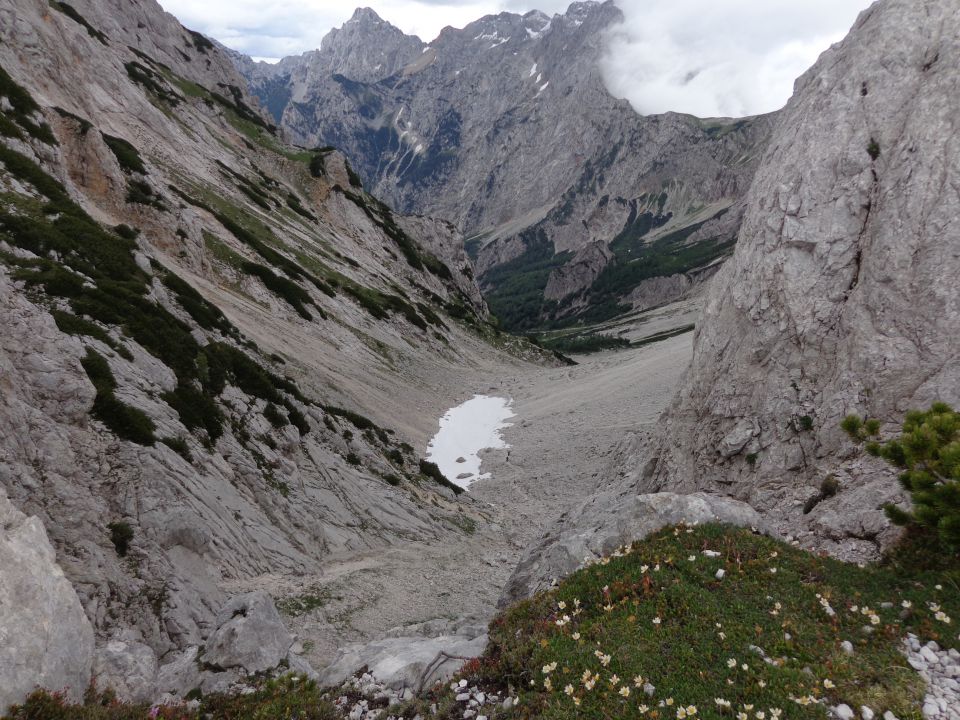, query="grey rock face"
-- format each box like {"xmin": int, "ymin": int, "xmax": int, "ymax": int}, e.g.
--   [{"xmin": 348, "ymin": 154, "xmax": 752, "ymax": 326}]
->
[
  {"xmin": 0, "ymin": 490, "xmax": 95, "ymax": 712},
  {"xmin": 636, "ymin": 0, "xmax": 960, "ymax": 556},
  {"xmin": 544, "ymin": 241, "xmax": 613, "ymax": 302},
  {"xmin": 237, "ymin": 2, "xmax": 773, "ymax": 327},
  {"xmin": 203, "ymin": 592, "xmax": 293, "ymax": 674},
  {"xmin": 501, "ymin": 491, "xmax": 765, "ymax": 604},
  {"xmin": 156, "ymin": 646, "xmax": 202, "ymax": 697},
  {"xmin": 93, "ymin": 641, "xmax": 158, "ymax": 704}
]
